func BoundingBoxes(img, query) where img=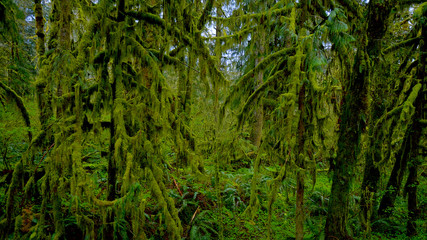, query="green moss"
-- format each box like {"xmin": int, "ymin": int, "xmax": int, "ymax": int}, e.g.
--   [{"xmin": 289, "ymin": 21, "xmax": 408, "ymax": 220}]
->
[
  {"xmin": 146, "ymin": 167, "xmax": 182, "ymax": 239},
  {"xmin": 384, "ymin": 83, "xmax": 422, "ymax": 166},
  {"xmin": 243, "ymin": 152, "xmax": 262, "ymax": 220}
]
